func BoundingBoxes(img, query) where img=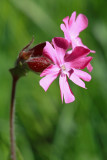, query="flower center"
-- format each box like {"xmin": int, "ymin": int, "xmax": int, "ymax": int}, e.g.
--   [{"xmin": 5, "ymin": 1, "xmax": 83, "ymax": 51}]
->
[
  {"xmin": 60, "ymin": 64, "xmax": 68, "ymax": 76},
  {"xmin": 61, "ymin": 65, "xmax": 66, "ymax": 71}
]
